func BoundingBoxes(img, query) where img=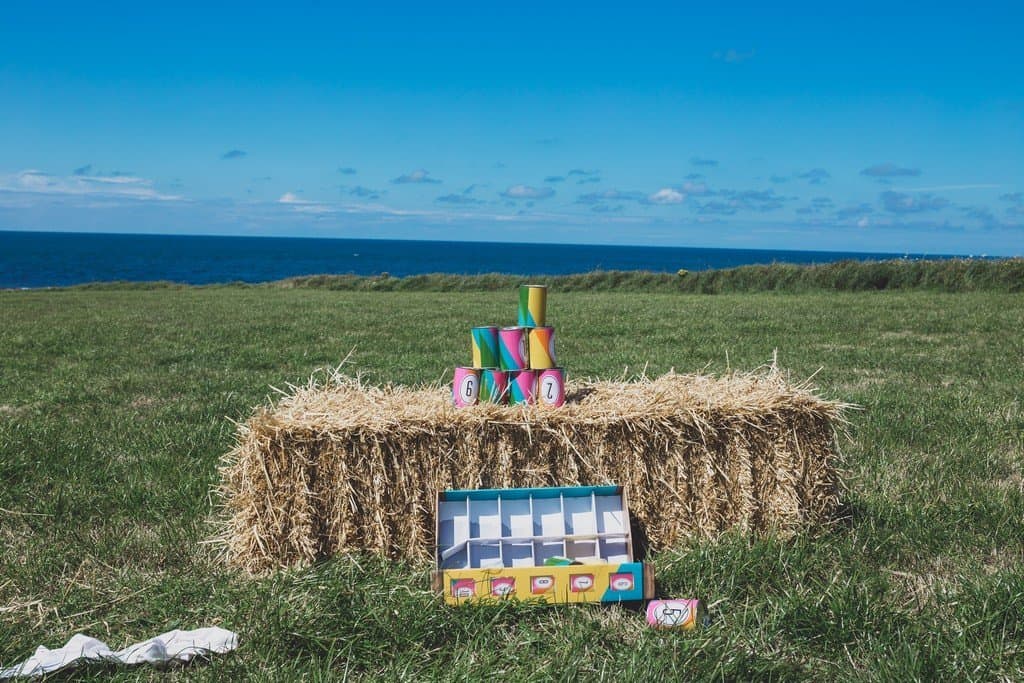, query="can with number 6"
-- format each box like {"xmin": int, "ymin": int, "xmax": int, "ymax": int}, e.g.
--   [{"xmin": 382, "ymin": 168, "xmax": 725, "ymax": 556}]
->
[{"xmin": 452, "ymin": 367, "xmax": 481, "ymax": 407}]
